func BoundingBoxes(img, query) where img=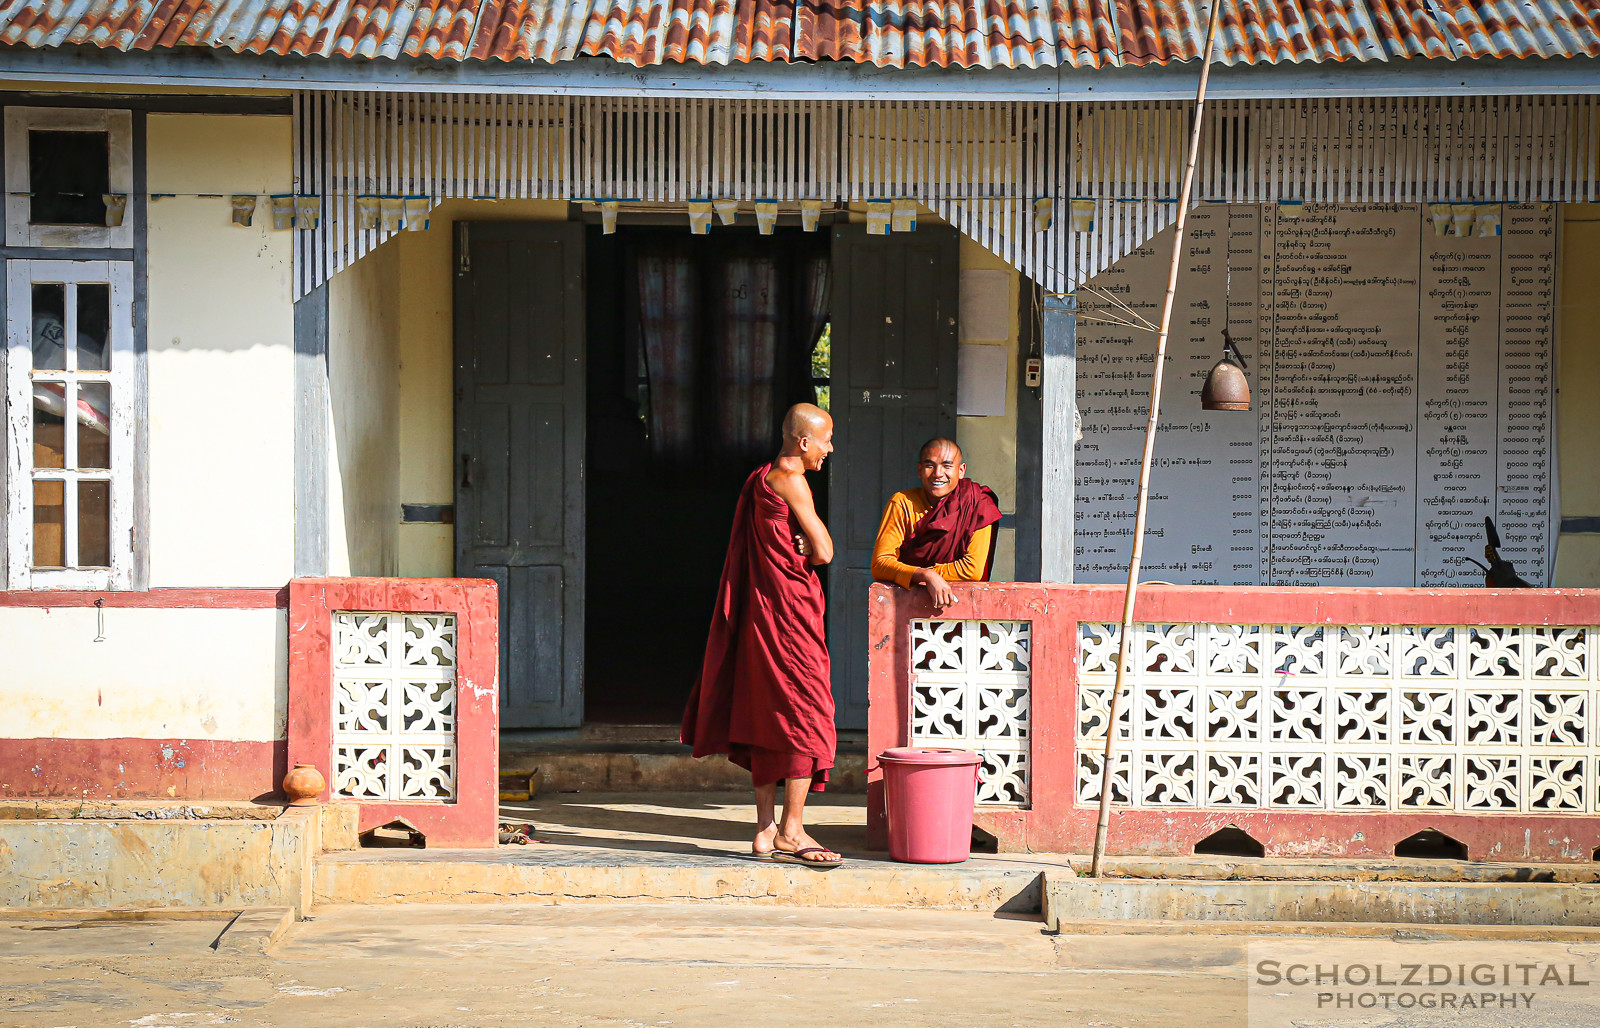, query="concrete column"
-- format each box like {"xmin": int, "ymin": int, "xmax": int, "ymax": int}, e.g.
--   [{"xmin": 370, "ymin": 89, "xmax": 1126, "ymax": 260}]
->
[
  {"xmin": 1040, "ymin": 294, "xmax": 1077, "ymax": 583},
  {"xmin": 293, "ymin": 283, "xmax": 330, "ymax": 577}
]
